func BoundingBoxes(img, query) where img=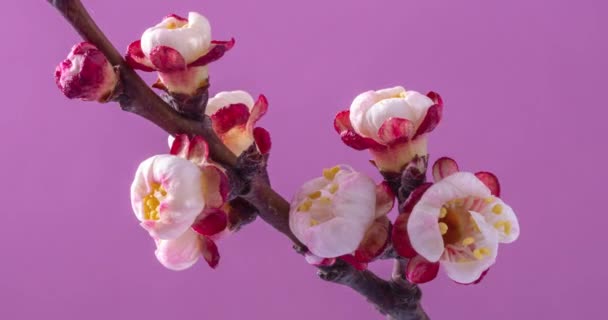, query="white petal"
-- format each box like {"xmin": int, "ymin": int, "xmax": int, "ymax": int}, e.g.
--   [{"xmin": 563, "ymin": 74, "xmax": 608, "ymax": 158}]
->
[
  {"xmin": 332, "ymin": 172, "xmax": 376, "ymax": 224},
  {"xmin": 154, "ymin": 229, "xmax": 202, "ymax": 271},
  {"xmin": 205, "ymin": 90, "xmax": 255, "ymax": 115},
  {"xmin": 305, "ymin": 217, "xmax": 369, "ymax": 257},
  {"xmin": 349, "ymin": 90, "xmax": 379, "ymax": 138},
  {"xmin": 141, "ymin": 12, "xmax": 212, "ymax": 64},
  {"xmin": 442, "ymin": 211, "xmax": 499, "ymax": 284},
  {"xmin": 418, "ymin": 172, "xmax": 491, "ymax": 209},
  {"xmin": 480, "ymin": 199, "xmax": 520, "ymax": 243},
  {"xmin": 407, "ymin": 205, "xmax": 445, "ymax": 262}
]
